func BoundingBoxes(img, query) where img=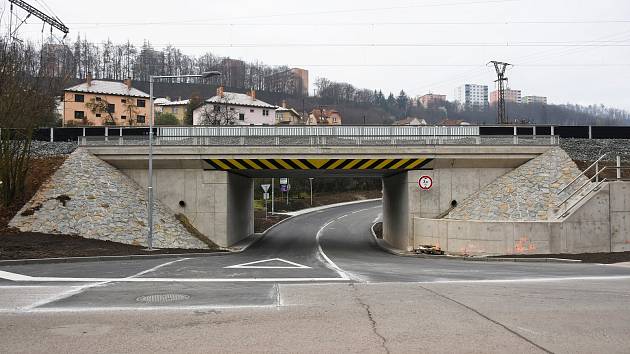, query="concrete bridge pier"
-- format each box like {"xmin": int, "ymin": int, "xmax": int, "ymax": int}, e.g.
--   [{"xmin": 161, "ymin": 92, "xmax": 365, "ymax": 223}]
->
[
  {"xmin": 382, "ymin": 170, "xmax": 437, "ymax": 251},
  {"xmin": 124, "ymin": 169, "xmax": 253, "ymax": 247}
]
